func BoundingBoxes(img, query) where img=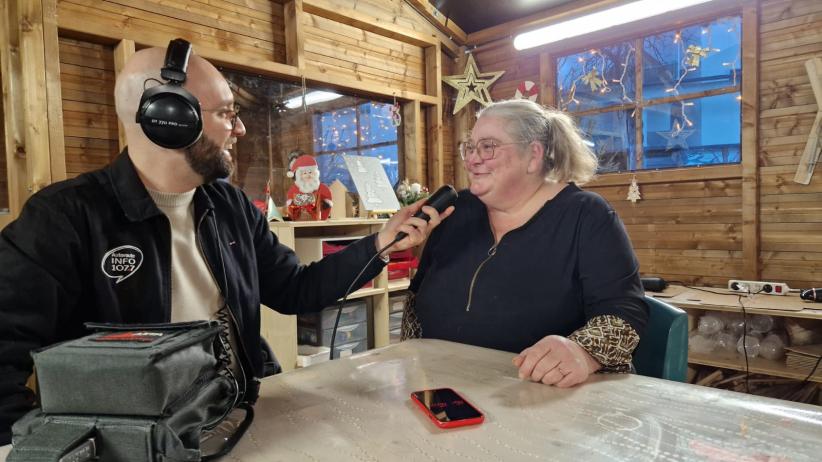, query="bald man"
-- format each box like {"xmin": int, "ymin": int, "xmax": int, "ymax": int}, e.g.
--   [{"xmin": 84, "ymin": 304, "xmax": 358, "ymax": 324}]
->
[{"xmin": 0, "ymin": 42, "xmax": 450, "ymax": 445}]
